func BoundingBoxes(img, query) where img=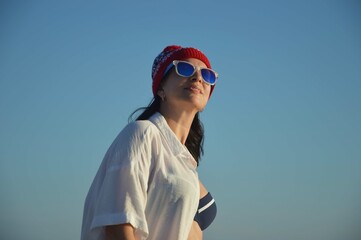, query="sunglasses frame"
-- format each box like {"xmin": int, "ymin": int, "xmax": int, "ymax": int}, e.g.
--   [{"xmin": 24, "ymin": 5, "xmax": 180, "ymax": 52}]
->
[{"xmin": 172, "ymin": 60, "xmax": 218, "ymax": 85}]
